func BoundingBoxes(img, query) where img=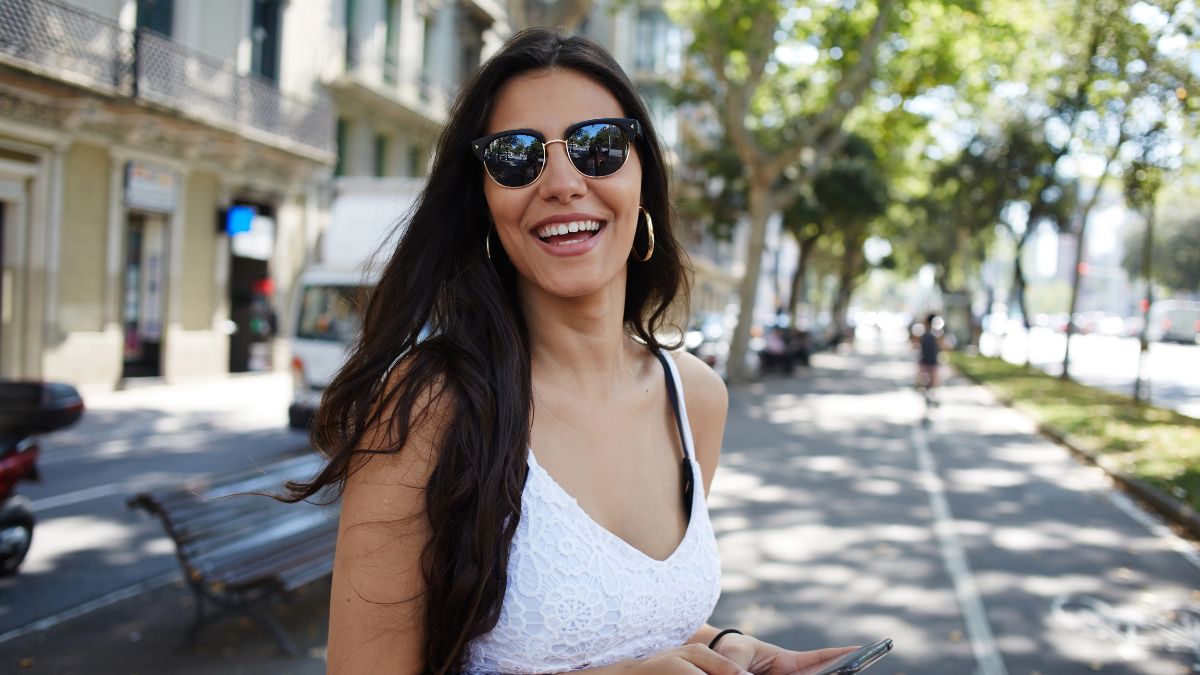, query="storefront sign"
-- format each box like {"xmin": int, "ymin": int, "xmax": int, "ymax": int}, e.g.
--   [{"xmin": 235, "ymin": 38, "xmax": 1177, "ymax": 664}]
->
[
  {"xmin": 125, "ymin": 161, "xmax": 177, "ymax": 213},
  {"xmin": 231, "ymin": 214, "xmax": 276, "ymax": 261}
]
